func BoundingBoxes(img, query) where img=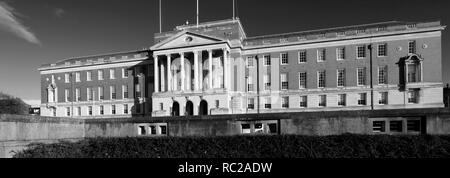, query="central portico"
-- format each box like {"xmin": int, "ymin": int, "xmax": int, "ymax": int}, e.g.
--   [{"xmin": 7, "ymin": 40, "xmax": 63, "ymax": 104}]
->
[{"xmin": 151, "ymin": 31, "xmax": 233, "ymax": 117}]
